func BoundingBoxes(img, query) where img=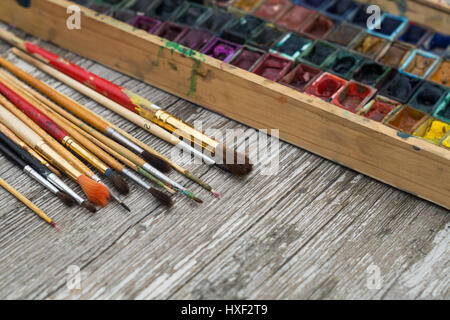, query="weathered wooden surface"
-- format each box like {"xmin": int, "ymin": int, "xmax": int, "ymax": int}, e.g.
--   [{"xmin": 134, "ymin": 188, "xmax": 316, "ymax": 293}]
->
[{"xmin": 0, "ymin": 24, "xmax": 448, "ymax": 300}]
